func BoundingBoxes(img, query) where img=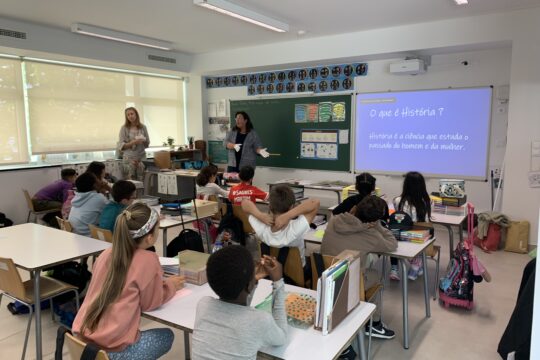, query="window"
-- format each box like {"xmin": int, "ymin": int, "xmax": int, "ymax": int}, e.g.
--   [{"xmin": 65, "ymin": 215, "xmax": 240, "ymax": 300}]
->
[
  {"xmin": 24, "ymin": 61, "xmax": 185, "ymax": 154},
  {"xmin": 0, "ymin": 57, "xmax": 28, "ymax": 164}
]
